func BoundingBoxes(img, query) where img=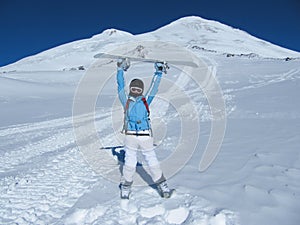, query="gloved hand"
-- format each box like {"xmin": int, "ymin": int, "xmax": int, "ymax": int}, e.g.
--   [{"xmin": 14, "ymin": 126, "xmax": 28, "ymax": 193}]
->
[
  {"xmin": 155, "ymin": 62, "xmax": 169, "ymax": 74},
  {"xmin": 117, "ymin": 58, "xmax": 130, "ymax": 71}
]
